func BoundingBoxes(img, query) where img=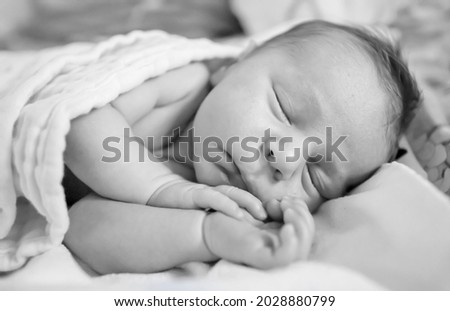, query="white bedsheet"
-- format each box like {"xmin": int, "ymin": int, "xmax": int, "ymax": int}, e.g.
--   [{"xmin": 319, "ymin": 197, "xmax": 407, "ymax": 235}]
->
[{"xmin": 0, "ymin": 244, "xmax": 384, "ymax": 290}]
